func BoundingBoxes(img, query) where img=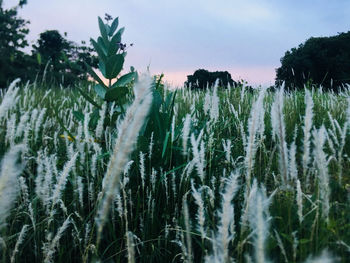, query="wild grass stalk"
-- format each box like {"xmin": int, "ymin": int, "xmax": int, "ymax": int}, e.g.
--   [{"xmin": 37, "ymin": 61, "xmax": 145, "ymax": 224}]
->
[
  {"xmin": 95, "ymin": 75, "xmax": 153, "ymax": 246},
  {"xmin": 302, "ymin": 90, "xmax": 314, "ymax": 181},
  {"xmin": 10, "ymin": 224, "xmax": 29, "ymax": 263},
  {"xmin": 0, "ymin": 145, "xmax": 25, "ymax": 228},
  {"xmin": 0, "ymin": 79, "xmax": 20, "ymax": 120},
  {"xmin": 271, "ymin": 87, "xmax": 289, "ymax": 186},
  {"xmin": 248, "ymin": 180, "xmax": 274, "ymax": 263},
  {"xmin": 313, "ymin": 126, "xmax": 330, "ymax": 222}
]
